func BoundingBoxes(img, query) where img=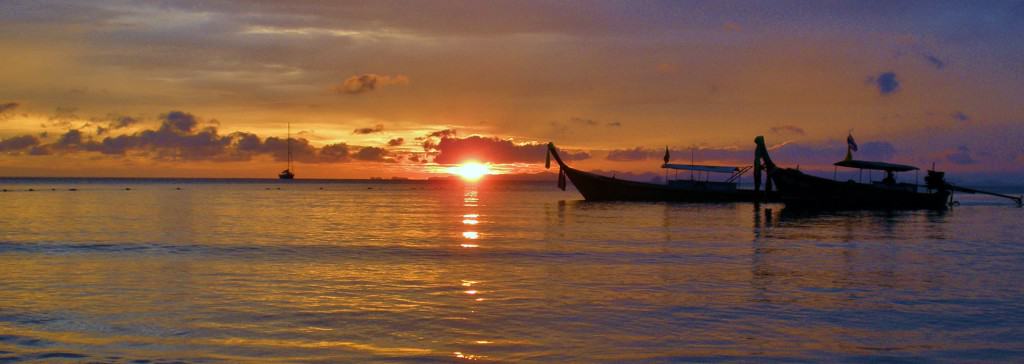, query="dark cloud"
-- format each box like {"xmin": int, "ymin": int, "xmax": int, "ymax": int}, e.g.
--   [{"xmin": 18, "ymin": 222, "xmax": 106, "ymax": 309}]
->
[
  {"xmin": 421, "ymin": 128, "xmax": 458, "ymax": 152},
  {"xmin": 17, "ymin": 110, "xmax": 405, "ymax": 164},
  {"xmin": 28, "ymin": 146, "xmax": 51, "ymax": 155},
  {"xmin": 606, "ymin": 147, "xmax": 655, "ymax": 161},
  {"xmin": 352, "ymin": 124, "xmax": 384, "ymax": 134},
  {"xmin": 952, "ymin": 111, "xmax": 970, "ymax": 123},
  {"xmin": 872, "ymin": 72, "xmax": 901, "ymax": 95},
  {"xmin": 110, "ymin": 116, "xmax": 140, "ymax": 129},
  {"xmin": 318, "ymin": 143, "xmax": 351, "ymax": 163},
  {"xmin": 160, "ymin": 111, "xmax": 198, "ymax": 133},
  {"xmin": 924, "ymin": 54, "xmax": 945, "ymax": 69},
  {"xmin": 607, "ymin": 121, "xmax": 622, "ymax": 127},
  {"xmin": 0, "ymin": 135, "xmax": 41, "ymax": 152},
  {"xmin": 387, "ymin": 137, "xmax": 404, "ymax": 146},
  {"xmin": 353, "ymin": 146, "xmax": 389, "ymax": 161},
  {"xmin": 334, "ymin": 74, "xmax": 409, "ymax": 95},
  {"xmin": 428, "ymin": 129, "xmax": 457, "ymax": 139},
  {"xmin": 90, "ymin": 134, "xmax": 142, "ymax": 155},
  {"xmin": 55, "ymin": 129, "xmax": 84, "ymax": 147},
  {"xmin": 0, "ymin": 102, "xmax": 19, "ymax": 114},
  {"xmin": 258, "ymin": 136, "xmax": 318, "ymax": 163},
  {"xmin": 946, "ymin": 145, "xmax": 976, "ymax": 165},
  {"xmin": 432, "ymin": 135, "xmax": 589, "ymax": 164},
  {"xmin": 97, "ymin": 114, "xmax": 138, "ymax": 135},
  {"xmin": 769, "ymin": 125, "xmax": 806, "ymax": 136}
]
